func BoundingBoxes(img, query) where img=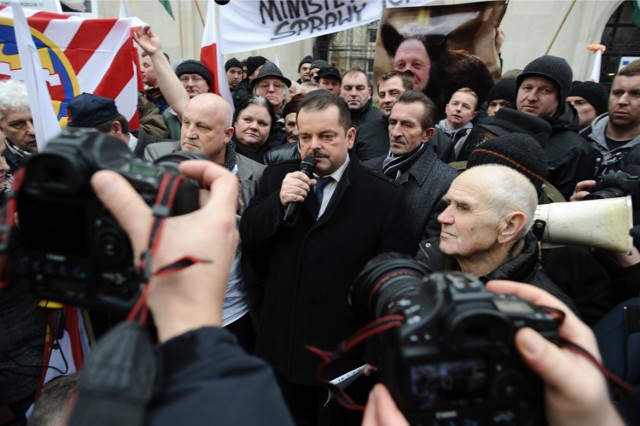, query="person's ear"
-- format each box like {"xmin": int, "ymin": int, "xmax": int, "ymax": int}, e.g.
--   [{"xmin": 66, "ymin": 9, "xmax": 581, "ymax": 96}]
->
[
  {"xmin": 497, "ymin": 211, "xmax": 527, "ymax": 244},
  {"xmin": 422, "ymin": 127, "xmax": 436, "ymax": 143},
  {"xmin": 223, "ymin": 126, "xmax": 234, "ymax": 144},
  {"xmin": 110, "ymin": 120, "xmax": 123, "ymax": 136}
]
